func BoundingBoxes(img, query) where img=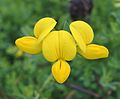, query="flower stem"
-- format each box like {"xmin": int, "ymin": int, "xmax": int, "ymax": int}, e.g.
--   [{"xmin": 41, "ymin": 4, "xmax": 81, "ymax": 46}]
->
[{"xmin": 35, "ymin": 74, "xmax": 52, "ymax": 99}]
